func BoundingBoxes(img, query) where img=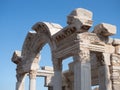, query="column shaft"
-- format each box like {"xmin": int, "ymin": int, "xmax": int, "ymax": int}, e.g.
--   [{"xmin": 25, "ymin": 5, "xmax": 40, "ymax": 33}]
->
[
  {"xmin": 29, "ymin": 70, "xmax": 37, "ymax": 90},
  {"xmin": 29, "ymin": 78, "xmax": 36, "ymax": 90},
  {"xmin": 73, "ymin": 49, "xmax": 91, "ymax": 90},
  {"xmin": 74, "ymin": 62, "xmax": 91, "ymax": 90},
  {"xmin": 53, "ymin": 59, "xmax": 62, "ymax": 90}
]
